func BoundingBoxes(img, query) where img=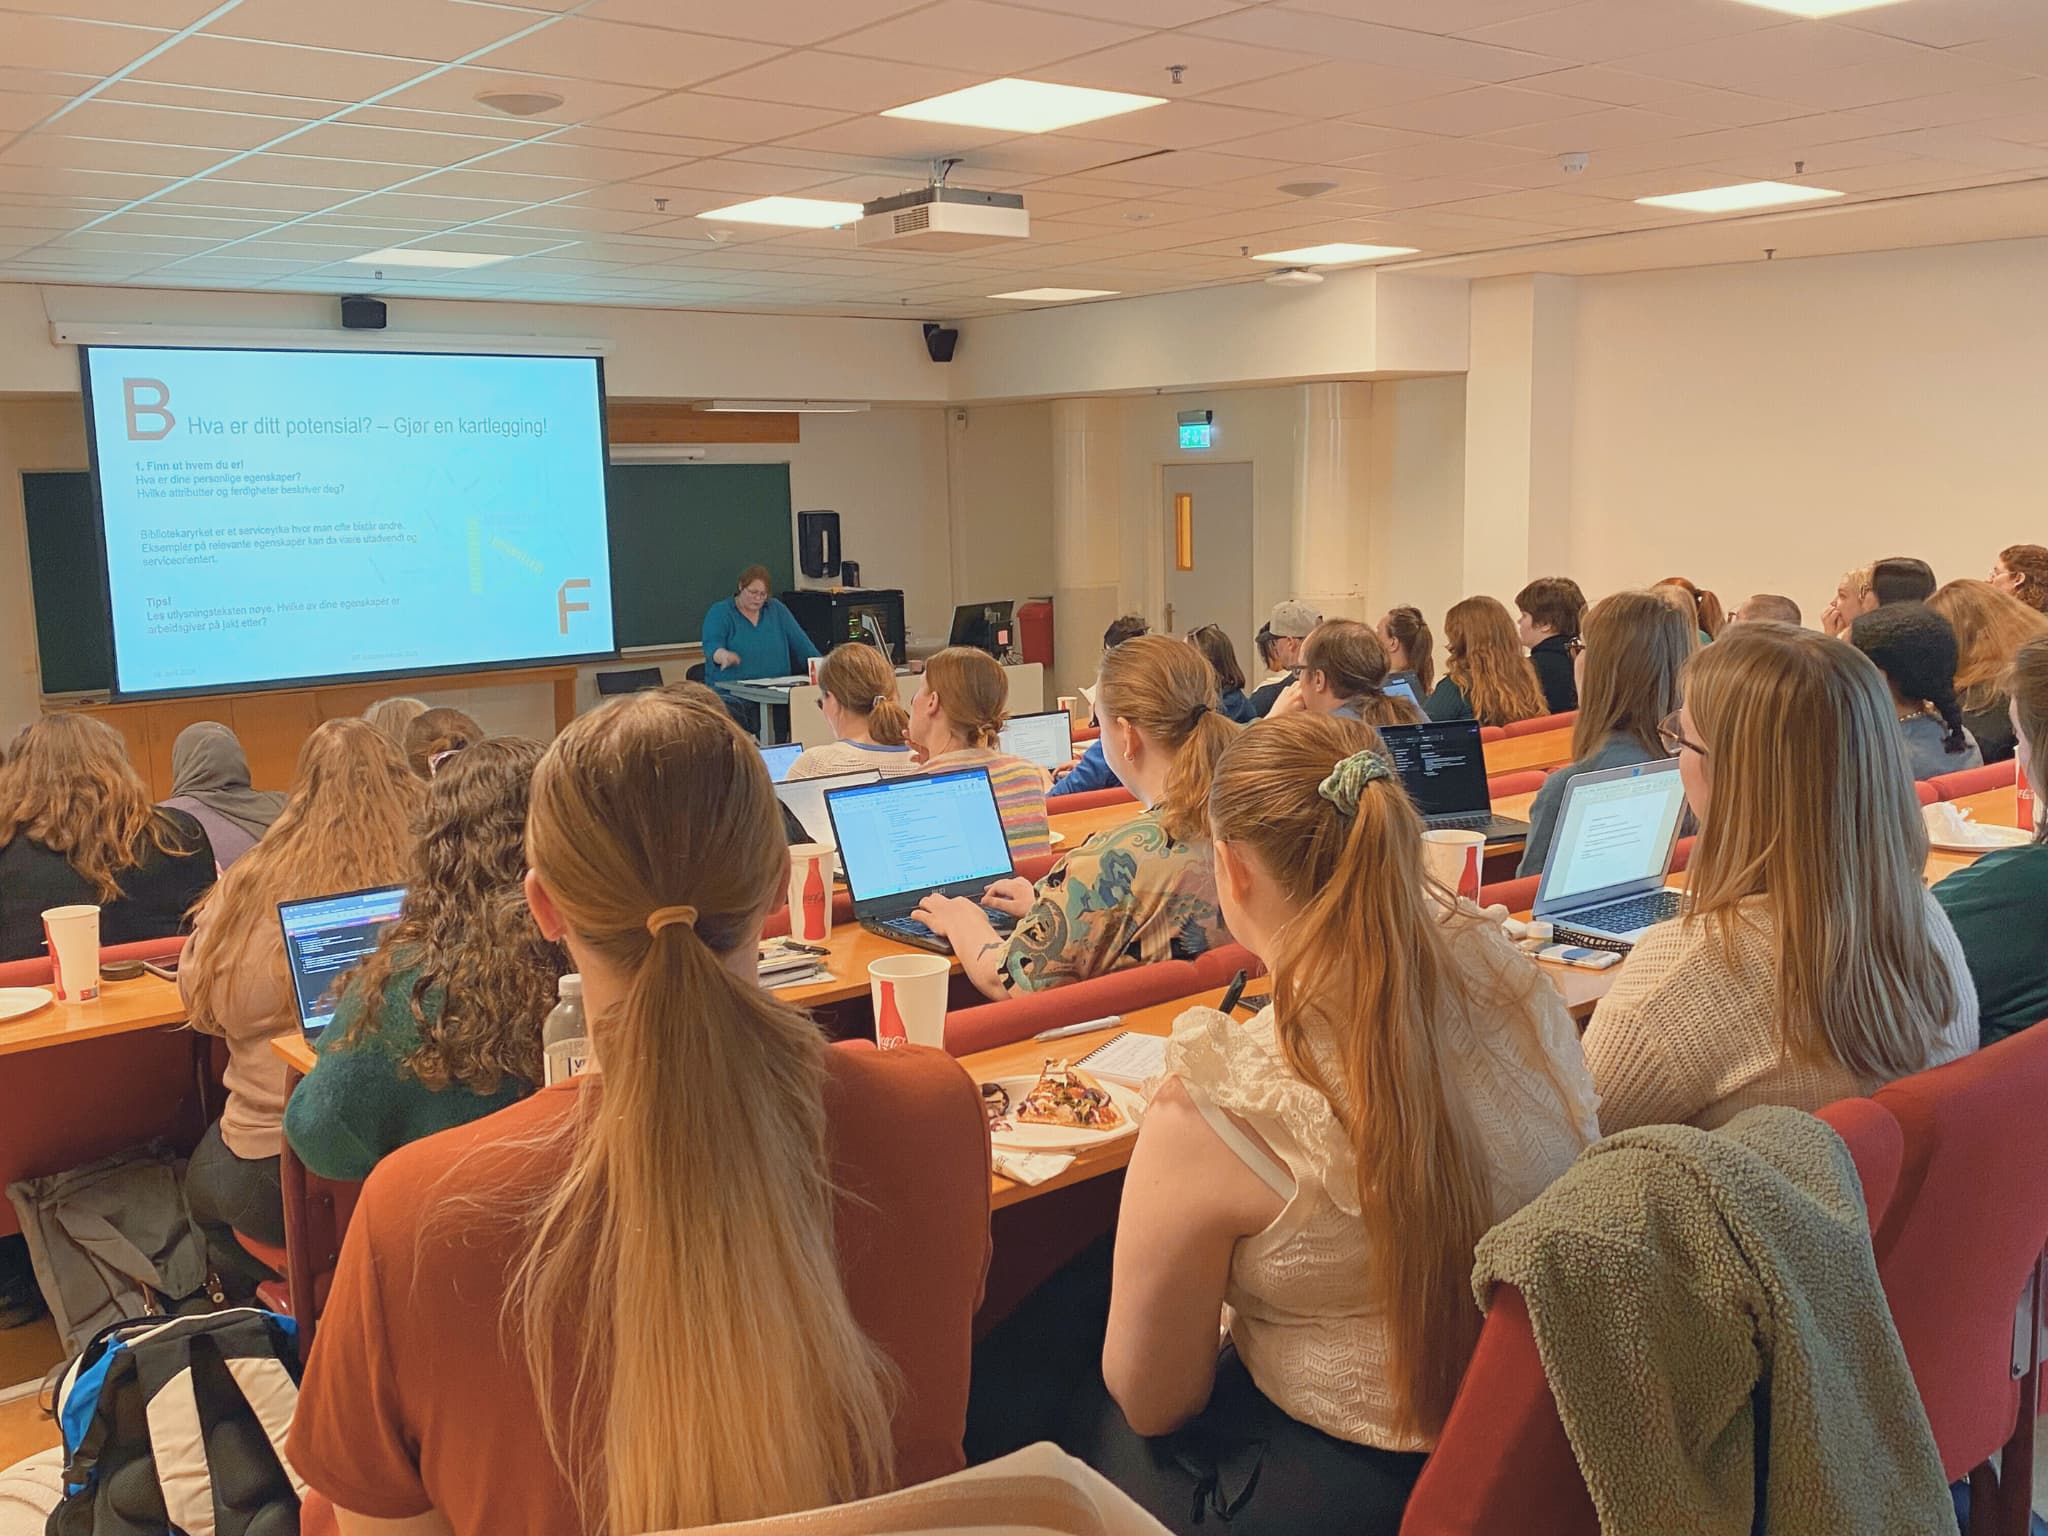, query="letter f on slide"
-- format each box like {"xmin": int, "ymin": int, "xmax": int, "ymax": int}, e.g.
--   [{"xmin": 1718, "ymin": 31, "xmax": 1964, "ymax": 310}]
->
[
  {"xmin": 557, "ymin": 579, "xmax": 591, "ymax": 635},
  {"xmin": 123, "ymin": 379, "xmax": 175, "ymax": 441}
]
